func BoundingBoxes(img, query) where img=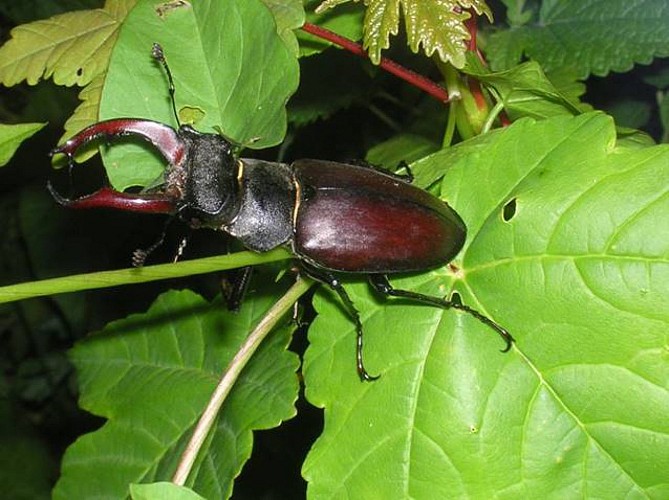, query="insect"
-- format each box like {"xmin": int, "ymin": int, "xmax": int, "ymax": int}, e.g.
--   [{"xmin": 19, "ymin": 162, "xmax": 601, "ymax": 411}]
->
[{"xmin": 49, "ymin": 44, "xmax": 513, "ymax": 381}]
